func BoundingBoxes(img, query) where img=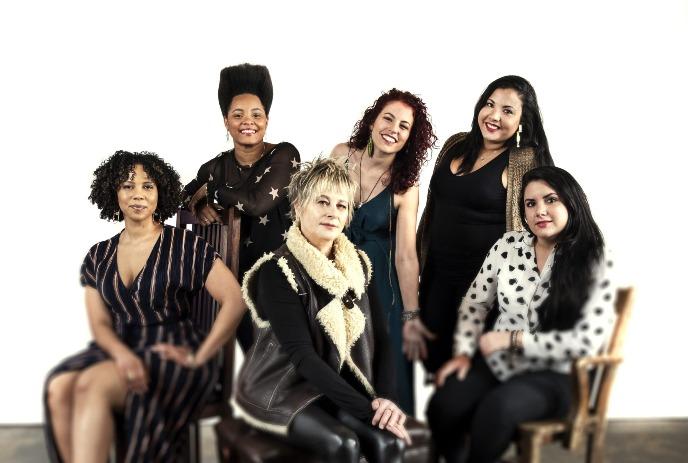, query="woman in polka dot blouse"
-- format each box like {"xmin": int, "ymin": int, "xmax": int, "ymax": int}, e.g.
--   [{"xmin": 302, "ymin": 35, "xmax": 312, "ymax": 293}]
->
[{"xmin": 427, "ymin": 166, "xmax": 616, "ymax": 463}]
